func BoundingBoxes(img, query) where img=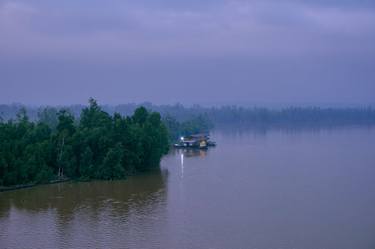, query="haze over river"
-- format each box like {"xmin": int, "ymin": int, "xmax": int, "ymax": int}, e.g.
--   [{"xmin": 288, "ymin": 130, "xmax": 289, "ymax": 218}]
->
[{"xmin": 1, "ymin": 127, "xmax": 375, "ymax": 249}]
